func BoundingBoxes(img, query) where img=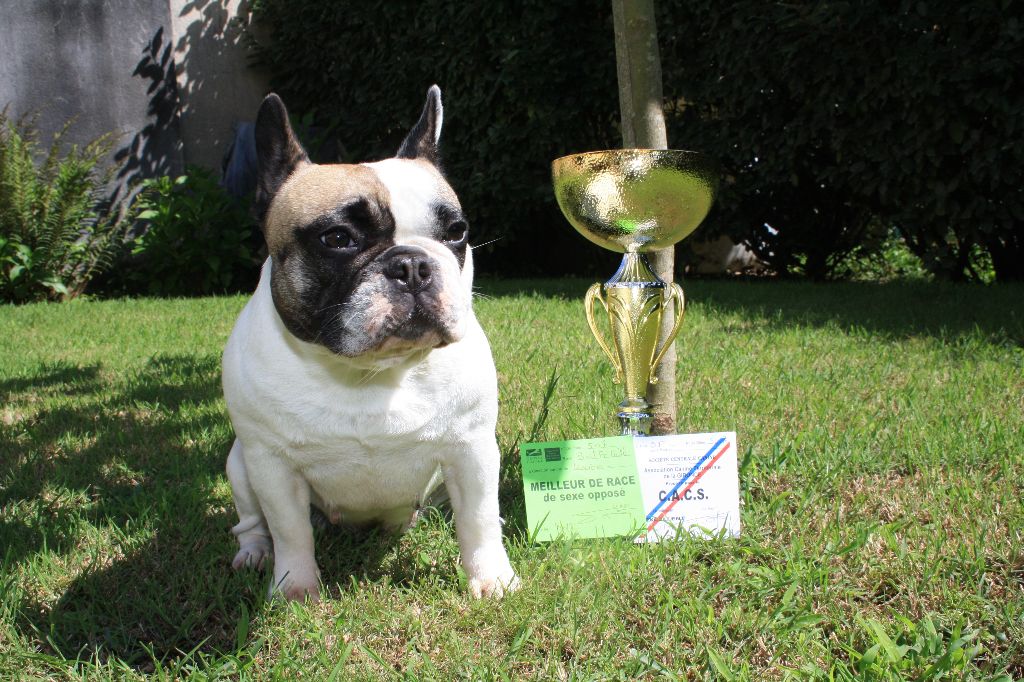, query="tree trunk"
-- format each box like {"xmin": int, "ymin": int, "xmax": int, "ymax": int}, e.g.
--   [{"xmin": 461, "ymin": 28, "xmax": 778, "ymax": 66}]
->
[{"xmin": 612, "ymin": 0, "xmax": 678, "ymax": 435}]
